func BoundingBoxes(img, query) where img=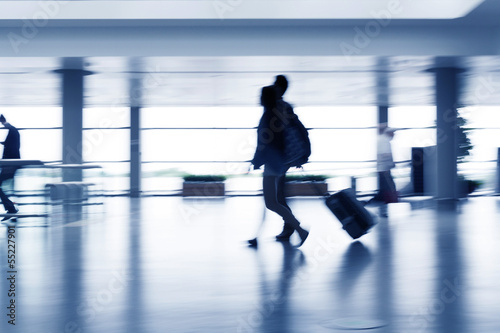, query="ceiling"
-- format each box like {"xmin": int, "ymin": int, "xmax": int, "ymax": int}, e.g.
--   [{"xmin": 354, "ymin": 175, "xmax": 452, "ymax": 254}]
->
[
  {"xmin": 0, "ymin": 0, "xmax": 499, "ymax": 107},
  {"xmin": 0, "ymin": 0, "xmax": 488, "ymax": 20},
  {"xmin": 0, "ymin": 55, "xmax": 499, "ymax": 107}
]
